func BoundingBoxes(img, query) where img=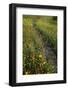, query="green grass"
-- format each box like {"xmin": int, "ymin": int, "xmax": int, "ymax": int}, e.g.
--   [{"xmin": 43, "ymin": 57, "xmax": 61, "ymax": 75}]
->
[
  {"xmin": 23, "ymin": 15, "xmax": 57, "ymax": 75},
  {"xmin": 34, "ymin": 16, "xmax": 57, "ymax": 54}
]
